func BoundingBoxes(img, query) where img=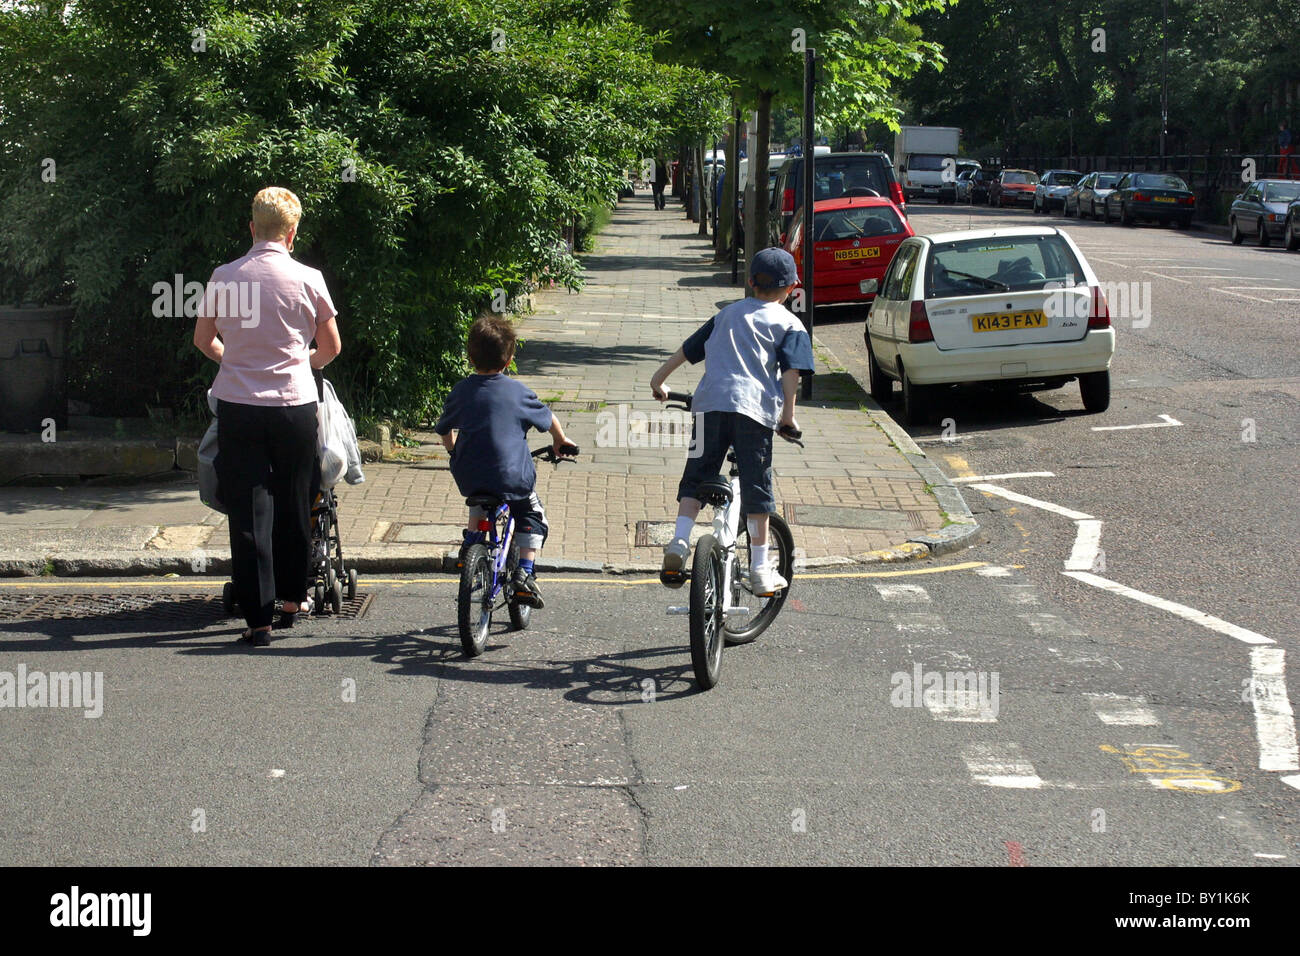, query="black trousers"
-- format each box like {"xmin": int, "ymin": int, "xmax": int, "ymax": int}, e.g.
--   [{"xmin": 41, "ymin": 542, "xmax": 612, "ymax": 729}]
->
[
  {"xmin": 216, "ymin": 400, "xmax": 318, "ymax": 630},
  {"xmin": 652, "ymin": 182, "xmax": 666, "ymax": 209}
]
